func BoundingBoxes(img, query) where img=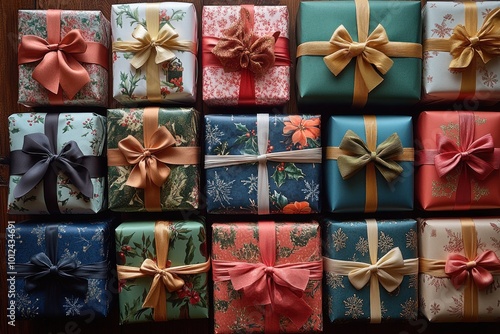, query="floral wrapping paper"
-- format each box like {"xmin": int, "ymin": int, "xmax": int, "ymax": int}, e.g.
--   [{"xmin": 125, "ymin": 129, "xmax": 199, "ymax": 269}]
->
[
  {"xmin": 422, "ymin": 1, "xmax": 500, "ymax": 103},
  {"xmin": 18, "ymin": 10, "xmax": 110, "ymax": 107},
  {"xmin": 204, "ymin": 114, "xmax": 321, "ymax": 214},
  {"xmin": 10, "ymin": 219, "xmax": 114, "ymax": 319},
  {"xmin": 115, "ymin": 220, "xmax": 209, "ymax": 323},
  {"xmin": 212, "ymin": 222, "xmax": 323, "ymax": 333},
  {"xmin": 323, "ymin": 219, "xmax": 419, "ymax": 322},
  {"xmin": 8, "ymin": 113, "xmax": 107, "ymax": 214},
  {"xmin": 419, "ymin": 218, "xmax": 500, "ymax": 322},
  {"xmin": 111, "ymin": 2, "xmax": 197, "ymax": 105},
  {"xmin": 202, "ymin": 6, "xmax": 290, "ymax": 106},
  {"xmin": 107, "ymin": 107, "xmax": 200, "ymax": 212}
]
